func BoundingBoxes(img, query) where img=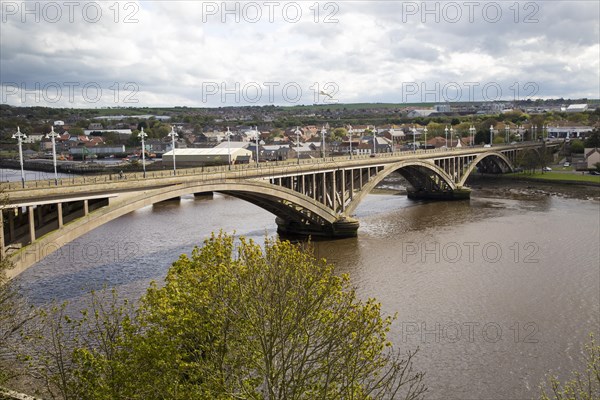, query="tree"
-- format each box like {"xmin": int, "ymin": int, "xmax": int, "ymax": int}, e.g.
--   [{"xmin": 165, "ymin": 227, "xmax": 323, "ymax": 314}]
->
[
  {"xmin": 0, "ymin": 190, "xmax": 33, "ymax": 387},
  {"xmin": 68, "ymin": 127, "xmax": 84, "ymax": 136},
  {"xmin": 569, "ymin": 140, "xmax": 585, "ymax": 154},
  {"xmin": 126, "ymin": 233, "xmax": 426, "ymax": 399},
  {"xmin": 20, "ymin": 289, "xmax": 132, "ymax": 400},
  {"xmin": 539, "ymin": 334, "xmax": 600, "ymax": 400},
  {"xmin": 25, "ymin": 233, "xmax": 426, "ymax": 399},
  {"xmin": 331, "ymin": 127, "xmax": 347, "ymax": 141},
  {"xmin": 584, "ymin": 130, "xmax": 600, "ymax": 148}
]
